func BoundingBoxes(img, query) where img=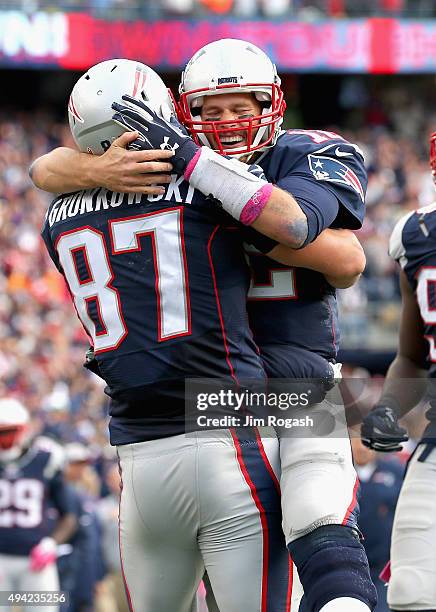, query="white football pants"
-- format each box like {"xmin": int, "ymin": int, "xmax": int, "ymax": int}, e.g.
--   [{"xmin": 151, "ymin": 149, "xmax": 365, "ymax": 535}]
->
[
  {"xmin": 278, "ymin": 397, "xmax": 359, "ymax": 544},
  {"xmin": 0, "ymin": 553, "xmax": 60, "ymax": 612},
  {"xmin": 117, "ymin": 428, "xmax": 292, "ymax": 612},
  {"xmin": 388, "ymin": 443, "xmax": 436, "ymax": 611}
]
